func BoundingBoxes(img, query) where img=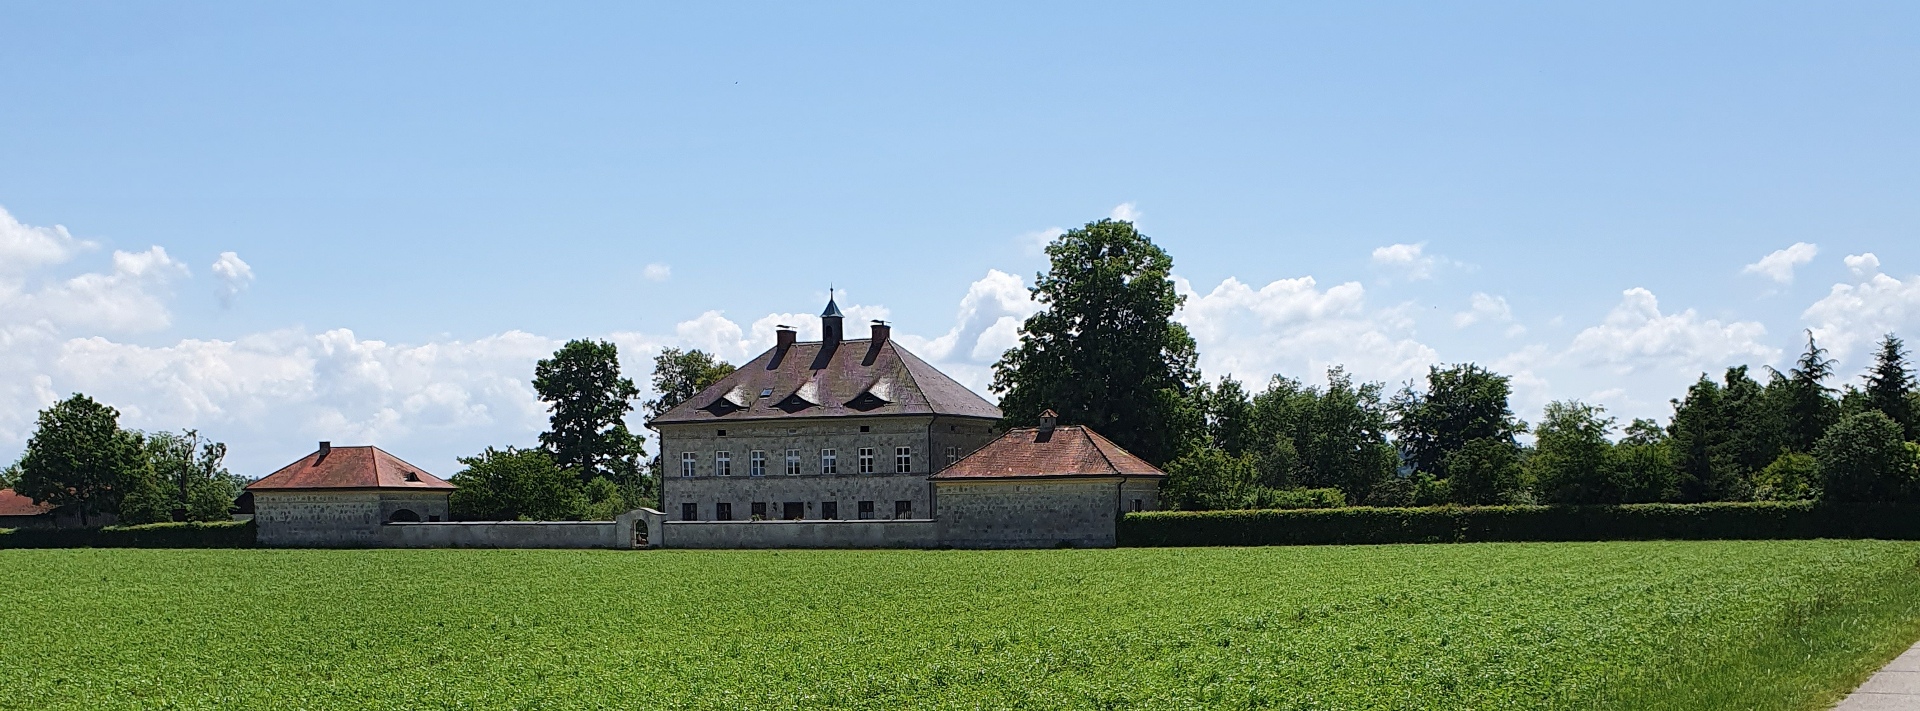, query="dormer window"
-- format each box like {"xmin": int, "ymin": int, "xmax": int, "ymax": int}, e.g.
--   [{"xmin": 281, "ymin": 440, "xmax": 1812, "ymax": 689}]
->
[{"xmin": 403, "ymin": 470, "xmax": 421, "ymax": 482}]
